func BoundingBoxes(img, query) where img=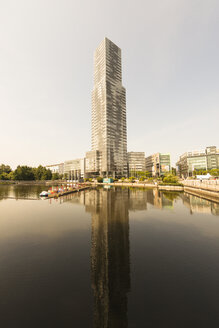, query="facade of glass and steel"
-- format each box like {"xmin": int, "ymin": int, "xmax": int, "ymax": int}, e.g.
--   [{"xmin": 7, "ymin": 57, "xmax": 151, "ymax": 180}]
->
[
  {"xmin": 127, "ymin": 152, "xmax": 146, "ymax": 176},
  {"xmin": 64, "ymin": 158, "xmax": 85, "ymax": 180},
  {"xmin": 145, "ymin": 153, "xmax": 171, "ymax": 177},
  {"xmin": 91, "ymin": 38, "xmax": 128, "ymax": 177},
  {"xmin": 176, "ymin": 146, "xmax": 219, "ymax": 178},
  {"xmin": 45, "ymin": 163, "xmax": 64, "ymax": 175}
]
